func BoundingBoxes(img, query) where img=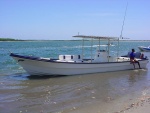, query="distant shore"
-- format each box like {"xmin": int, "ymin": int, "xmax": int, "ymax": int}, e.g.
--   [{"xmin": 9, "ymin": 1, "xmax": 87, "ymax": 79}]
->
[
  {"xmin": 0, "ymin": 38, "xmax": 25, "ymax": 41},
  {"xmin": 0, "ymin": 38, "xmax": 150, "ymax": 42}
]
